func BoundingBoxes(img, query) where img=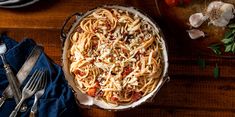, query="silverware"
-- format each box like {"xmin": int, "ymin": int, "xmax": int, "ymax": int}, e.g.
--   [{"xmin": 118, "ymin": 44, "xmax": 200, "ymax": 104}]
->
[
  {"xmin": 0, "ymin": 43, "xmax": 21, "ymax": 104},
  {"xmin": 0, "ymin": 46, "xmax": 42, "ymax": 111},
  {"xmin": 9, "ymin": 69, "xmax": 44, "ymax": 117},
  {"xmin": 30, "ymin": 71, "xmax": 47, "ymax": 117}
]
